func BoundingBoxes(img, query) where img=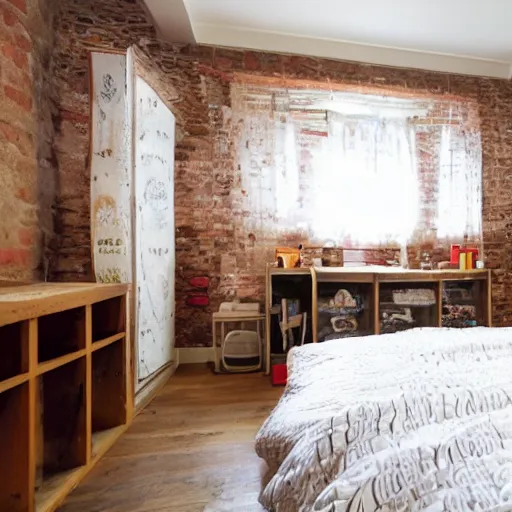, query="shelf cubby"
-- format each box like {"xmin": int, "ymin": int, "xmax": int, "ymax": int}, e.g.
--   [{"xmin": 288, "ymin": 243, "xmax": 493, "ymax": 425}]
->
[
  {"xmin": 38, "ymin": 308, "xmax": 86, "ymax": 363},
  {"xmin": 269, "ymin": 270, "xmax": 313, "ymax": 357},
  {"xmin": 92, "ymin": 296, "xmax": 126, "ymax": 343},
  {"xmin": 379, "ymin": 281, "xmax": 438, "ymax": 333},
  {"xmin": 38, "ymin": 359, "xmax": 87, "ymax": 488},
  {"xmin": 442, "ymin": 279, "xmax": 486, "ymax": 328},
  {"xmin": 317, "ymin": 281, "xmax": 373, "ymax": 341},
  {"xmin": 0, "ymin": 321, "xmax": 27, "ymax": 383},
  {"xmin": 92, "ymin": 339, "xmax": 127, "ymax": 458},
  {"xmin": 0, "ymin": 383, "xmax": 30, "ymax": 512}
]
